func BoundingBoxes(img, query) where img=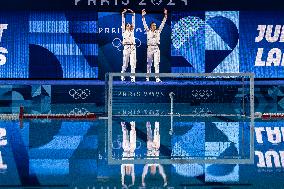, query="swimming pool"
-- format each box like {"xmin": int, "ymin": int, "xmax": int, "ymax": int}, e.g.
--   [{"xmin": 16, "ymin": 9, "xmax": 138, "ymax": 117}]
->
[{"xmin": 0, "ymin": 81, "xmax": 283, "ymax": 188}]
